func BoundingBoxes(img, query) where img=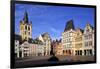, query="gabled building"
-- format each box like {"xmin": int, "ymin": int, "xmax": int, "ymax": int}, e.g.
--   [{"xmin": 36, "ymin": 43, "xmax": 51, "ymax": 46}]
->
[
  {"xmin": 29, "ymin": 43, "xmax": 45, "ymax": 56},
  {"xmin": 19, "ymin": 38, "xmax": 45, "ymax": 58},
  {"xmin": 62, "ymin": 20, "xmax": 76, "ymax": 56},
  {"xmin": 20, "ymin": 11, "xmax": 32, "ymax": 41},
  {"xmin": 83, "ymin": 23, "xmax": 94, "ymax": 56},
  {"xmin": 30, "ymin": 38, "xmax": 45, "ymax": 56},
  {"xmin": 74, "ymin": 28, "xmax": 84, "ymax": 56},
  {"xmin": 51, "ymin": 40, "xmax": 60, "ymax": 55},
  {"xmin": 54, "ymin": 39, "xmax": 63, "ymax": 55},
  {"xmin": 39, "ymin": 32, "xmax": 51, "ymax": 56}
]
